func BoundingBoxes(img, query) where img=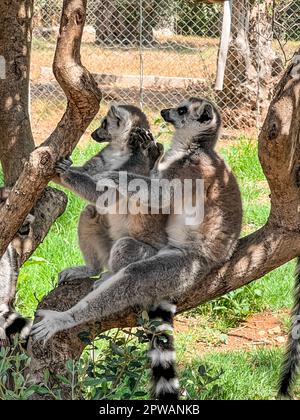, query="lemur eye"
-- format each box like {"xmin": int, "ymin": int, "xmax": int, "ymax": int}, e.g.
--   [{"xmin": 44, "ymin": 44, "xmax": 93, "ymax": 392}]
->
[{"xmin": 178, "ymin": 106, "xmax": 187, "ymax": 116}]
